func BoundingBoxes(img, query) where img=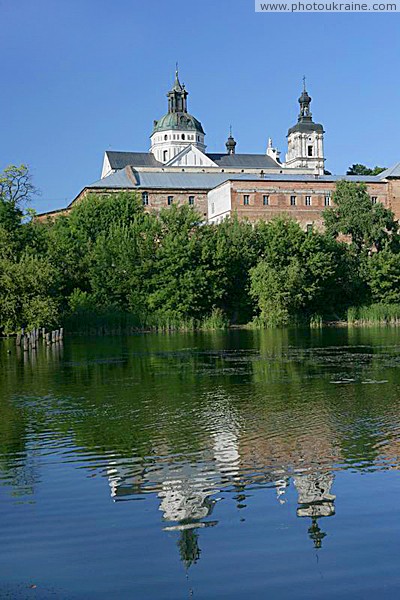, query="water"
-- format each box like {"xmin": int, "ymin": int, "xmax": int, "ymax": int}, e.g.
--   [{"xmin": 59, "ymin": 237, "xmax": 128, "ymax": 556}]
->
[{"xmin": 1, "ymin": 328, "xmax": 400, "ymax": 599}]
